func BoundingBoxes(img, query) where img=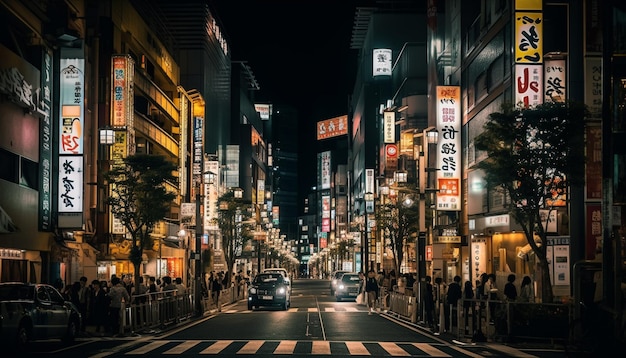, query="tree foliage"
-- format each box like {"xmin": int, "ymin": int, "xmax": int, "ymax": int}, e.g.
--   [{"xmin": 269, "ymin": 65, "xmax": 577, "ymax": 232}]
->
[
  {"xmin": 217, "ymin": 191, "xmax": 254, "ymax": 285},
  {"xmin": 474, "ymin": 101, "xmax": 586, "ymax": 303},
  {"xmin": 104, "ymin": 154, "xmax": 177, "ymax": 291},
  {"xmin": 375, "ymin": 186, "xmax": 420, "ymax": 276}
]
